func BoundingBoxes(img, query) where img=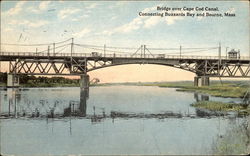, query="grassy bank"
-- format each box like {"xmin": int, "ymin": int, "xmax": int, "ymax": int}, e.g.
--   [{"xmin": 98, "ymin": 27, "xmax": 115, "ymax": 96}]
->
[
  {"xmin": 144, "ymin": 81, "xmax": 249, "ymax": 98},
  {"xmin": 142, "ymin": 81, "xmax": 193, "ymax": 88},
  {"xmin": 0, "ymin": 82, "xmax": 111, "ymax": 88},
  {"xmin": 191, "ymin": 101, "xmax": 250, "ymax": 116},
  {"xmin": 143, "ymin": 81, "xmax": 249, "ymax": 98},
  {"xmin": 21, "ymin": 82, "xmax": 80, "ymax": 87},
  {"xmin": 176, "ymin": 84, "xmax": 249, "ymax": 98},
  {"xmin": 212, "ymin": 117, "xmax": 250, "ymax": 154}
]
